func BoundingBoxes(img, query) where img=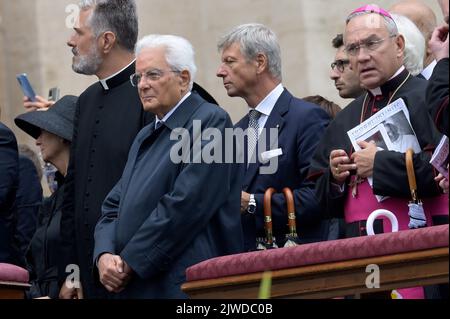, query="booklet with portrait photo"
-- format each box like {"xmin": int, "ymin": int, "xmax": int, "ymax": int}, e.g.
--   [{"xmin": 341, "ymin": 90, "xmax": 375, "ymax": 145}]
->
[
  {"xmin": 347, "ymin": 98, "xmax": 421, "ymax": 202},
  {"xmin": 430, "ymin": 135, "xmax": 449, "ymax": 180}
]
